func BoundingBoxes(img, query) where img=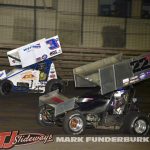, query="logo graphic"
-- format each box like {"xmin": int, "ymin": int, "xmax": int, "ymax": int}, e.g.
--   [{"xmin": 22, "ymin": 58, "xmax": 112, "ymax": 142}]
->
[
  {"xmin": 21, "ymin": 71, "xmax": 37, "ymax": 80},
  {"xmin": 32, "ymin": 43, "xmax": 41, "ymax": 49},
  {"xmin": 50, "ymin": 50, "xmax": 57, "ymax": 56},
  {"xmin": 42, "ymin": 54, "xmax": 48, "ymax": 60},
  {"xmin": 139, "ymin": 73, "xmax": 146, "ymax": 80},
  {"xmin": 146, "ymin": 70, "xmax": 150, "ymax": 76},
  {"xmin": 46, "ymin": 39, "xmax": 59, "ymax": 50},
  {"xmin": 23, "ymin": 44, "xmax": 41, "ymax": 52},
  {"xmin": 0, "ymin": 72, "xmax": 4, "ymax": 77},
  {"xmin": 36, "ymin": 57, "xmax": 42, "ymax": 62},
  {"xmin": 0, "ymin": 131, "xmax": 53, "ymax": 149},
  {"xmin": 50, "ymin": 74, "xmax": 56, "ymax": 79},
  {"xmin": 12, "ymin": 60, "xmax": 16, "ymax": 63},
  {"xmin": 22, "ymin": 74, "xmax": 35, "ymax": 79},
  {"xmin": 0, "ymin": 71, "xmax": 6, "ymax": 79}
]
